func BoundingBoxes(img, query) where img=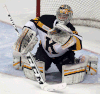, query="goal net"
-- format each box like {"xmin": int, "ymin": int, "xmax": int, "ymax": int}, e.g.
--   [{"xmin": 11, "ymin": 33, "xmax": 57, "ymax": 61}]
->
[{"xmin": 36, "ymin": 0, "xmax": 100, "ymax": 29}]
